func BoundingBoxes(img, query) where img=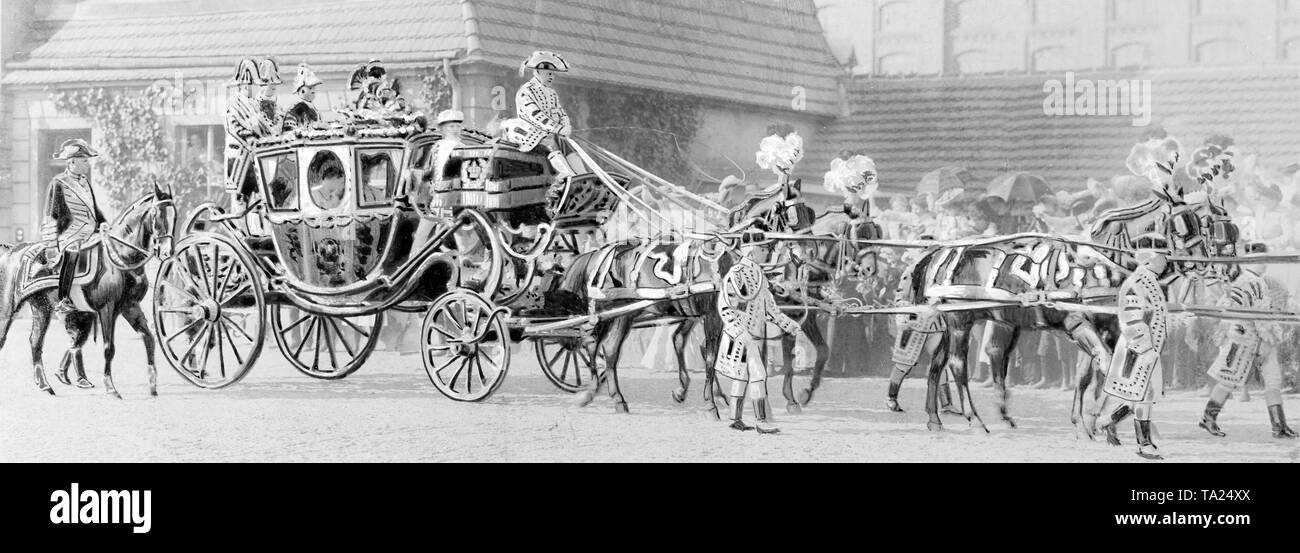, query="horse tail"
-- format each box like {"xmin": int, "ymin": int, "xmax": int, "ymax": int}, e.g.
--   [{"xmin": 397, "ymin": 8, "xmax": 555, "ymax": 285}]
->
[{"xmin": 0, "ymin": 244, "xmax": 18, "ymax": 352}]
